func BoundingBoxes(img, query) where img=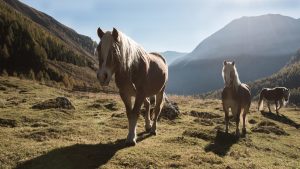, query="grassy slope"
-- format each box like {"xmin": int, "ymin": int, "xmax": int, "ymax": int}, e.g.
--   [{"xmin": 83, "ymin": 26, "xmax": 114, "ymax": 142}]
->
[{"xmin": 0, "ymin": 77, "xmax": 299, "ymax": 169}]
